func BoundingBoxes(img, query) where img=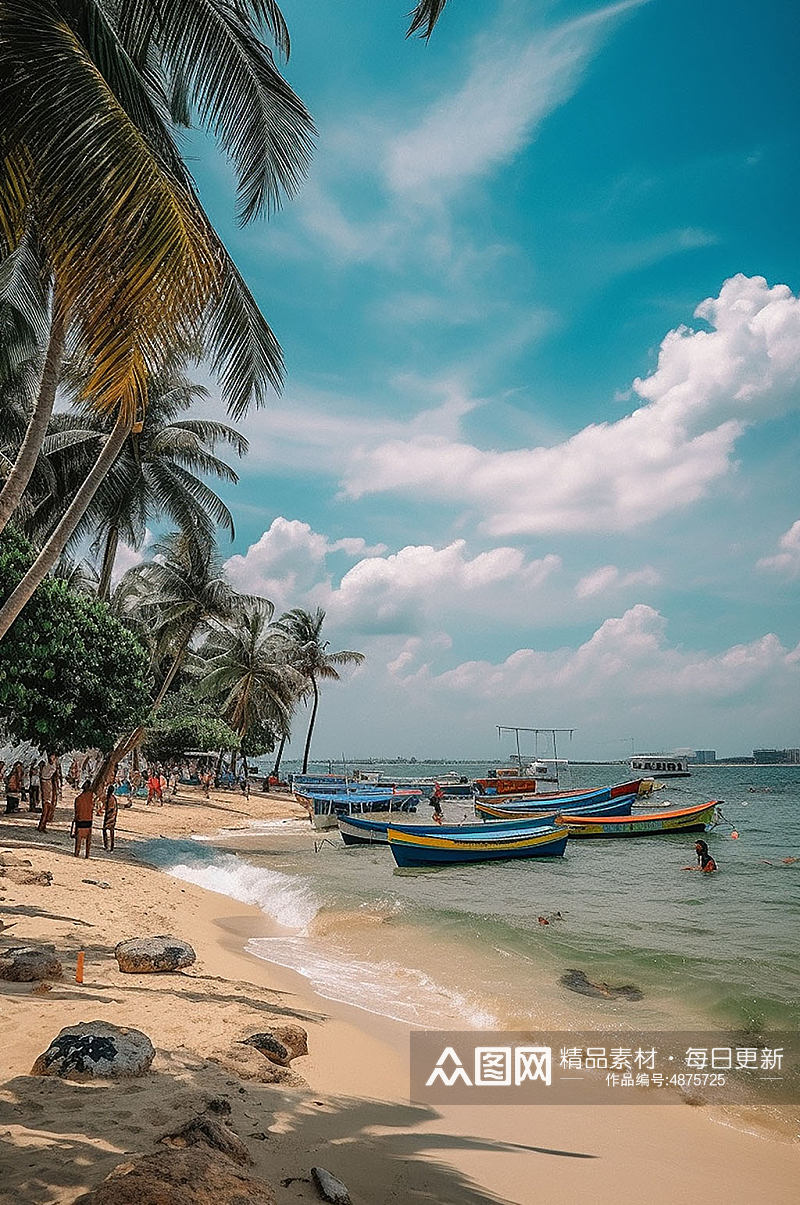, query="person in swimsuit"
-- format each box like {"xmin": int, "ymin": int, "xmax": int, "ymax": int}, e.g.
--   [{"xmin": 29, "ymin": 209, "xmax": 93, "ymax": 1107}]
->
[
  {"xmin": 102, "ymin": 783, "xmax": 118, "ymax": 851},
  {"xmin": 683, "ymin": 839, "xmax": 717, "ymax": 873},
  {"xmin": 73, "ymin": 782, "xmax": 95, "ymax": 858}
]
